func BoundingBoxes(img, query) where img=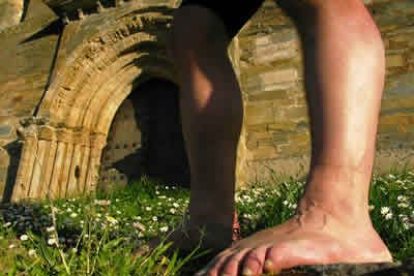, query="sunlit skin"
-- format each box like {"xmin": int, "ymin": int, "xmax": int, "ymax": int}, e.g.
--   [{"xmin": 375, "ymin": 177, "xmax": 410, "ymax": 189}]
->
[{"xmin": 164, "ymin": 0, "xmax": 393, "ymax": 275}]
